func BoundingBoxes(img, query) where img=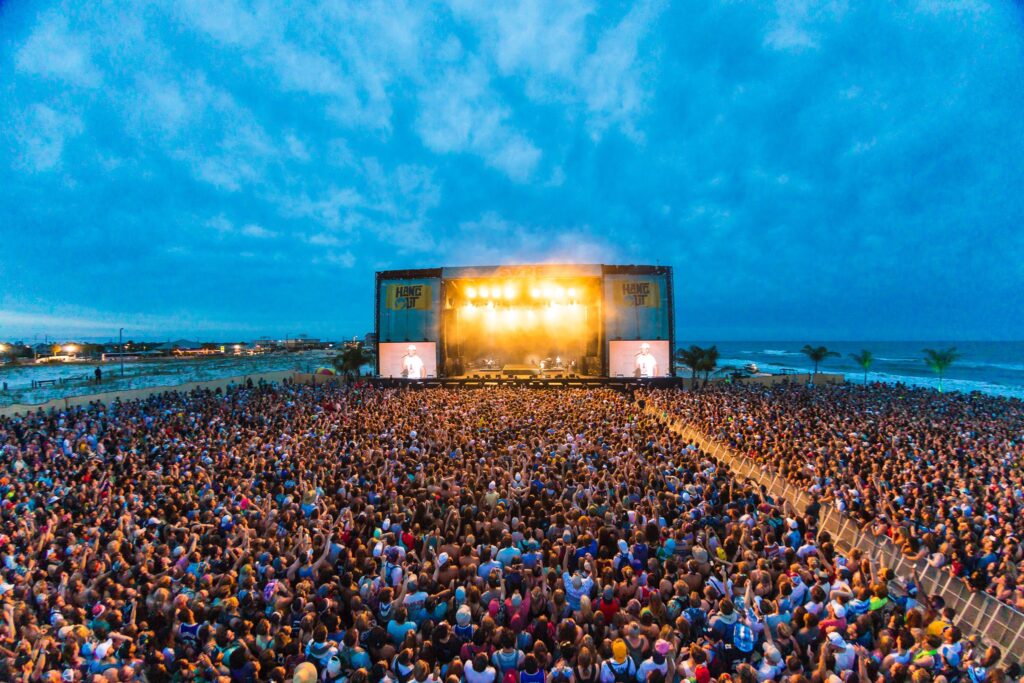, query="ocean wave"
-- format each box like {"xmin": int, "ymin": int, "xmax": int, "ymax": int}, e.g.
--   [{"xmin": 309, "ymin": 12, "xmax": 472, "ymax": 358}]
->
[
  {"xmin": 953, "ymin": 361, "xmax": 1024, "ymax": 373},
  {"xmin": 856, "ymin": 370, "xmax": 1024, "ymax": 399},
  {"xmin": 718, "ymin": 359, "xmax": 1024, "ymax": 399},
  {"xmin": 762, "ymin": 349, "xmax": 799, "ymax": 356}
]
